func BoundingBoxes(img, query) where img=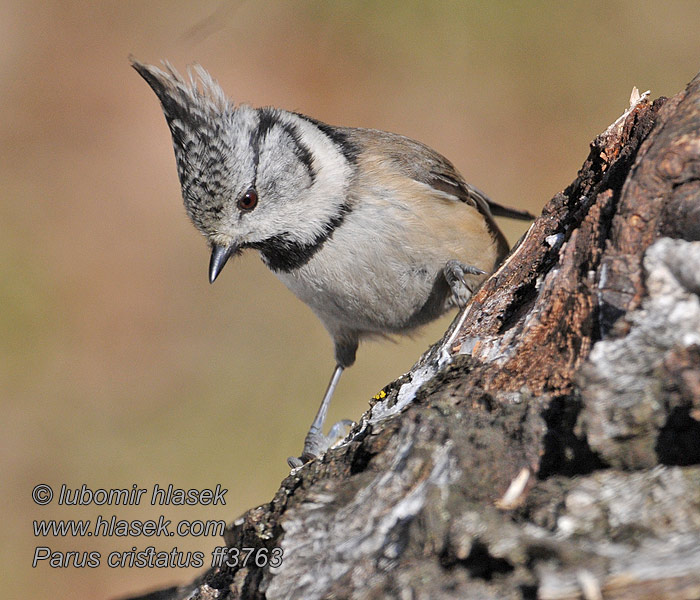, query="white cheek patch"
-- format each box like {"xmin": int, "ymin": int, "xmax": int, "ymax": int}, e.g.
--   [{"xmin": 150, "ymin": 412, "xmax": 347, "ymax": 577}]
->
[{"xmin": 257, "ymin": 127, "xmax": 314, "ymax": 204}]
